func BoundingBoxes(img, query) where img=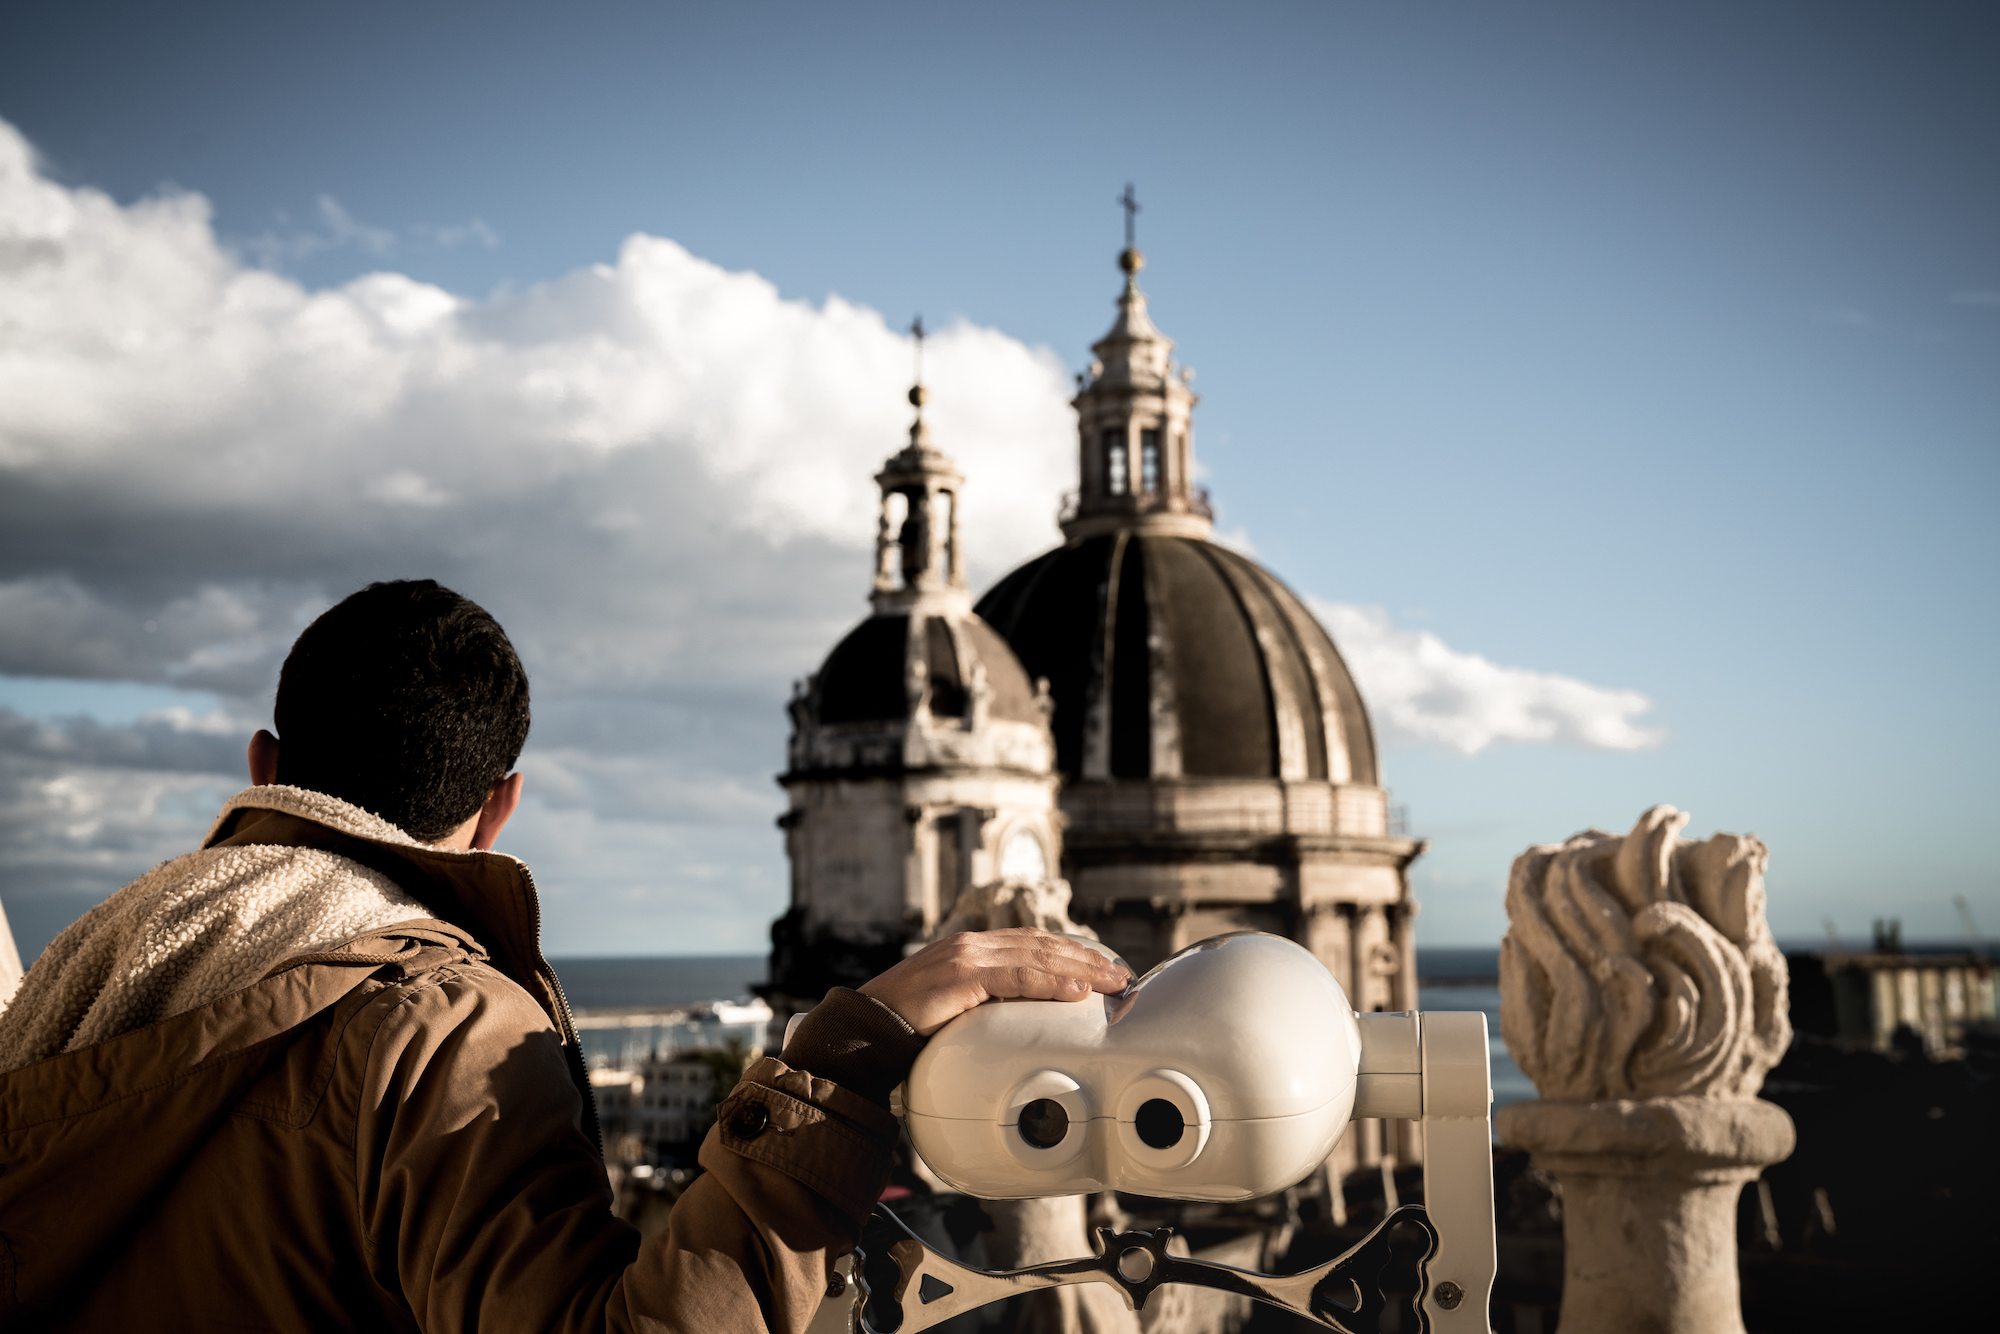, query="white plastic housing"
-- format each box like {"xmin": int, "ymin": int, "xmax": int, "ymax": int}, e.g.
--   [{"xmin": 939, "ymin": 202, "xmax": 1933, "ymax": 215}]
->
[{"xmin": 905, "ymin": 932, "xmax": 1363, "ymax": 1200}]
